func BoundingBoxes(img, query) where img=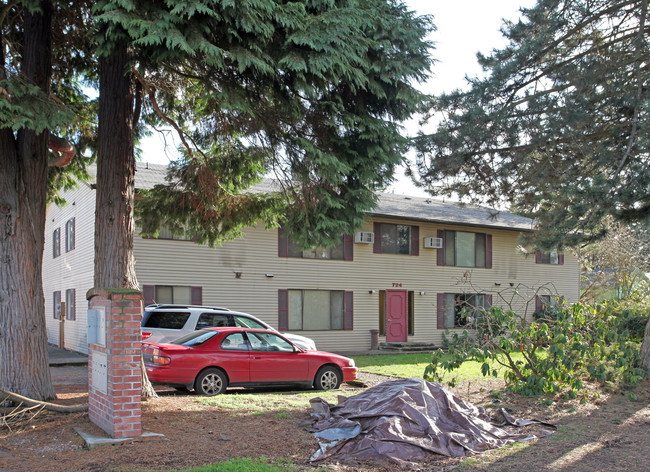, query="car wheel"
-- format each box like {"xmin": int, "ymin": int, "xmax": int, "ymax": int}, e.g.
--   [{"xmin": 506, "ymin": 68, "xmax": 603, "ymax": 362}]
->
[
  {"xmin": 314, "ymin": 366, "xmax": 341, "ymax": 390},
  {"xmin": 195, "ymin": 368, "xmax": 228, "ymax": 396}
]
